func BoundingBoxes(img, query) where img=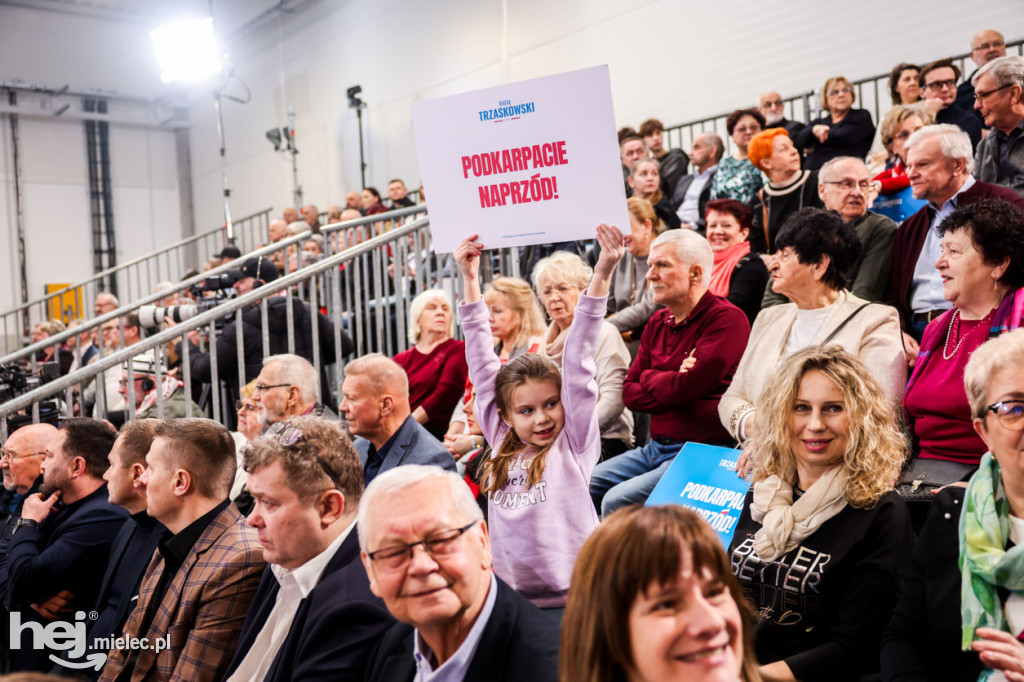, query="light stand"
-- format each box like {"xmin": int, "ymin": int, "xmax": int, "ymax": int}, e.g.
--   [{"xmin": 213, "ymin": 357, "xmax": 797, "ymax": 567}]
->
[
  {"xmin": 151, "ymin": 16, "xmax": 249, "ymax": 244},
  {"xmin": 265, "ymin": 109, "xmax": 303, "ymax": 210},
  {"xmin": 347, "ymin": 85, "xmax": 367, "ymax": 189}
]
